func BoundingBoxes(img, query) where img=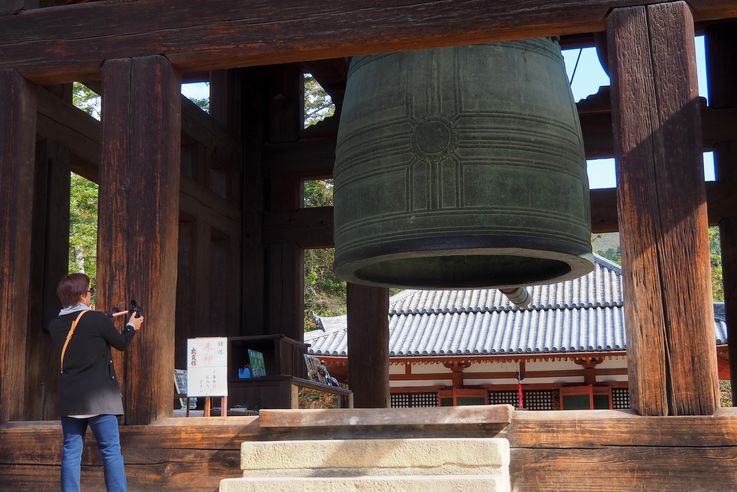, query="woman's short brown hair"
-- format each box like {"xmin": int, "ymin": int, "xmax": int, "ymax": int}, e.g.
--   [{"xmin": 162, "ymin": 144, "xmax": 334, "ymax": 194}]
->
[{"xmin": 57, "ymin": 273, "xmax": 90, "ymax": 308}]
